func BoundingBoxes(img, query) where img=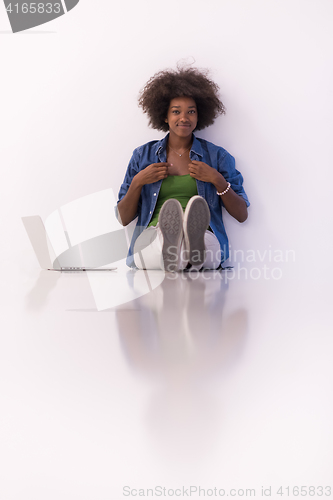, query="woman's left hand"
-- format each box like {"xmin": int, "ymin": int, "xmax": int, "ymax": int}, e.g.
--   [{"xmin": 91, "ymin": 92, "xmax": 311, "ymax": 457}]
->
[
  {"xmin": 188, "ymin": 161, "xmax": 217, "ymax": 183},
  {"xmin": 189, "ymin": 160, "xmax": 248, "ymax": 222}
]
